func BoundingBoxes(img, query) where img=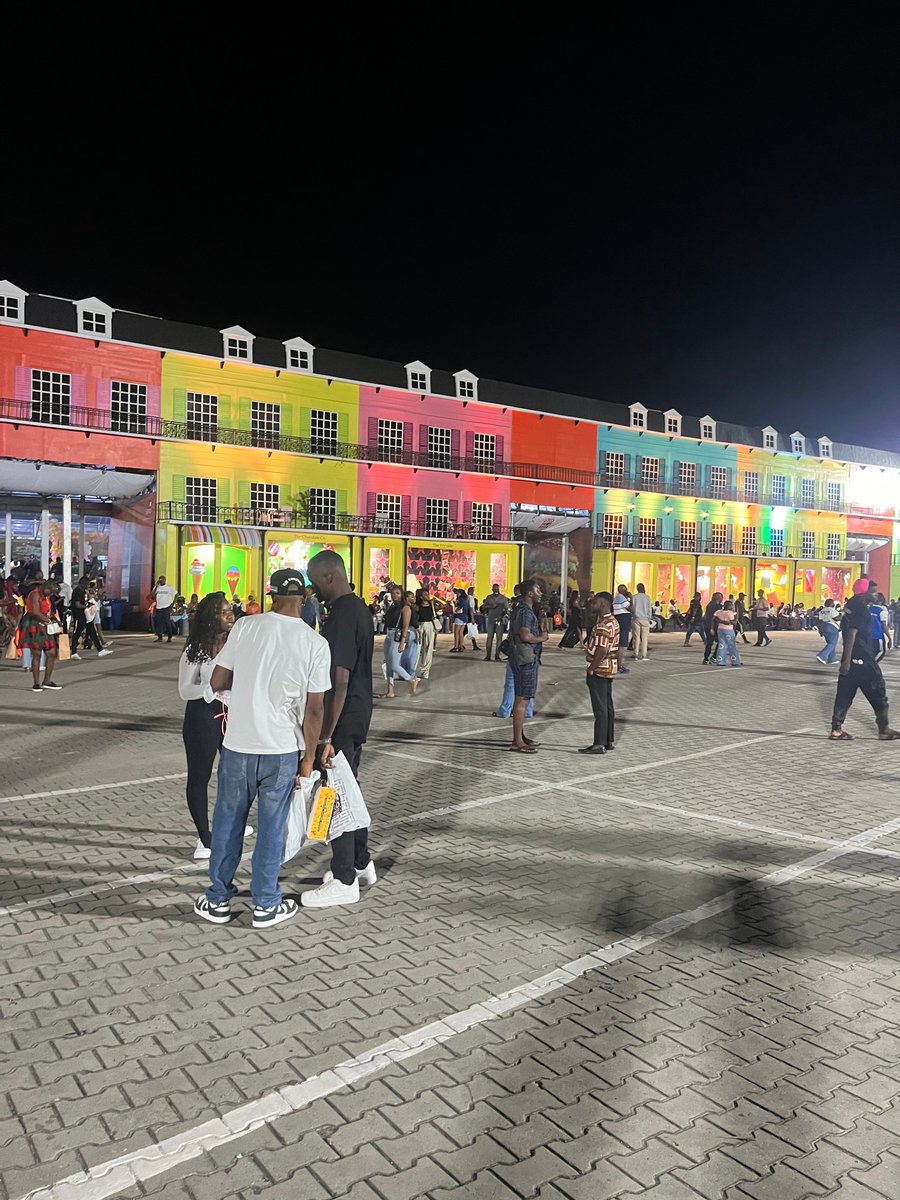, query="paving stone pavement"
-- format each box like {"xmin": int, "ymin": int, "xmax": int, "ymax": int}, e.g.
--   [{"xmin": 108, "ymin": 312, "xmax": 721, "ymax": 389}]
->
[{"xmin": 1, "ymin": 628, "xmax": 900, "ymax": 1199}]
